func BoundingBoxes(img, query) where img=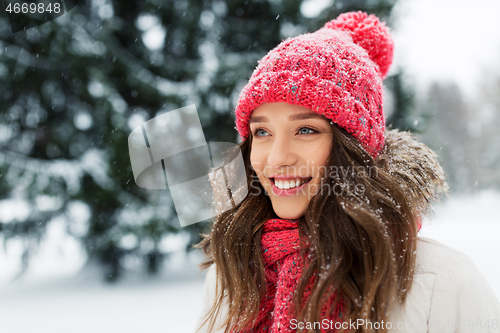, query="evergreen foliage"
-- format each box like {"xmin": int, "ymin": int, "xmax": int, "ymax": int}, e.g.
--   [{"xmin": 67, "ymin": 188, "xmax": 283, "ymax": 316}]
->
[{"xmin": 0, "ymin": 0, "xmax": 408, "ymax": 280}]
